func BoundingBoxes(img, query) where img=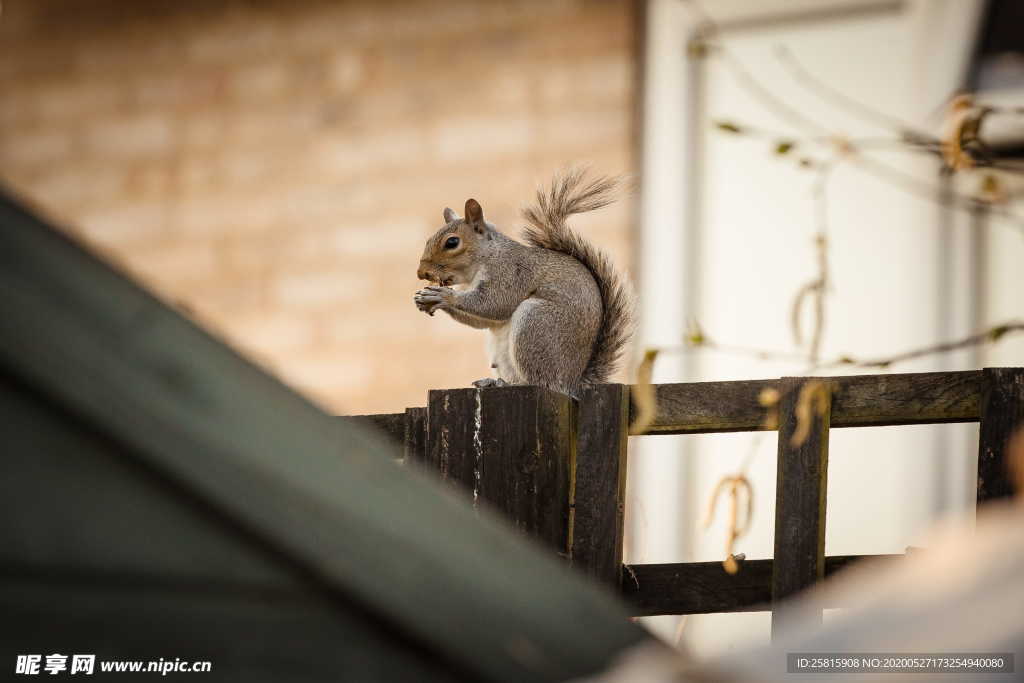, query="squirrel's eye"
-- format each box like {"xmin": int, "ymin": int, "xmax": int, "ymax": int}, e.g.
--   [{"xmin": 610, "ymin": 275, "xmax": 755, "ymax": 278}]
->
[{"xmin": 444, "ymin": 236, "xmax": 460, "ymax": 249}]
